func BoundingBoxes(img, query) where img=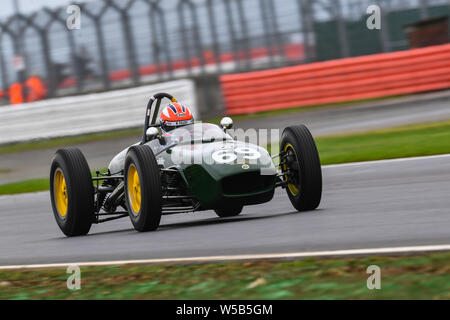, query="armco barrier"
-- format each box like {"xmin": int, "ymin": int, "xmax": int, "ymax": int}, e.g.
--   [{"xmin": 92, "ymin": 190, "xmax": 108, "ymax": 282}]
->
[
  {"xmin": 0, "ymin": 79, "xmax": 196, "ymax": 145},
  {"xmin": 220, "ymin": 44, "xmax": 450, "ymax": 115}
]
